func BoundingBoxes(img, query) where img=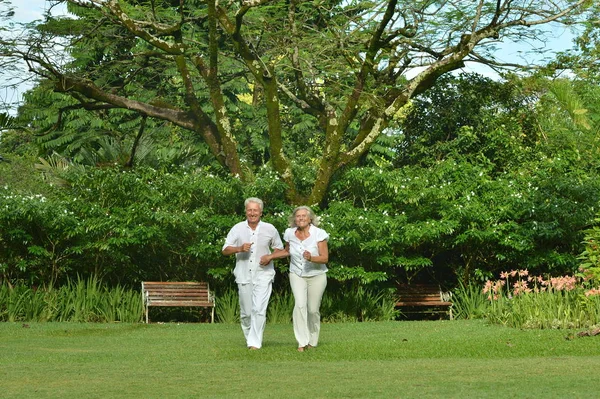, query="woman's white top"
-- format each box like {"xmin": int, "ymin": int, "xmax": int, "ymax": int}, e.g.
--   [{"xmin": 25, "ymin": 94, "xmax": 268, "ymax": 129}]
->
[{"xmin": 284, "ymin": 225, "xmax": 329, "ymax": 277}]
